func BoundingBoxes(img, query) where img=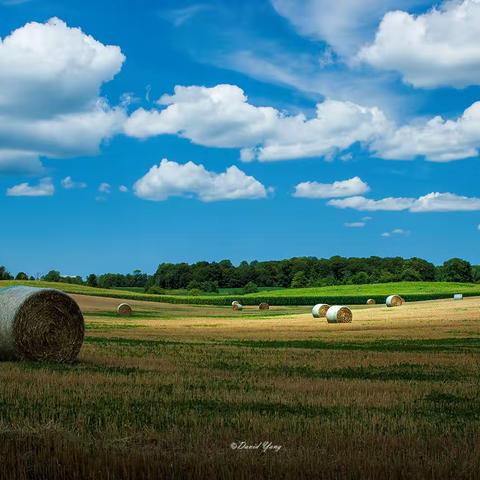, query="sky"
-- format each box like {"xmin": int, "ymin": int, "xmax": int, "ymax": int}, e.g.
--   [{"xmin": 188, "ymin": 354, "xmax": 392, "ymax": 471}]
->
[{"xmin": 0, "ymin": 0, "xmax": 479, "ymax": 277}]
